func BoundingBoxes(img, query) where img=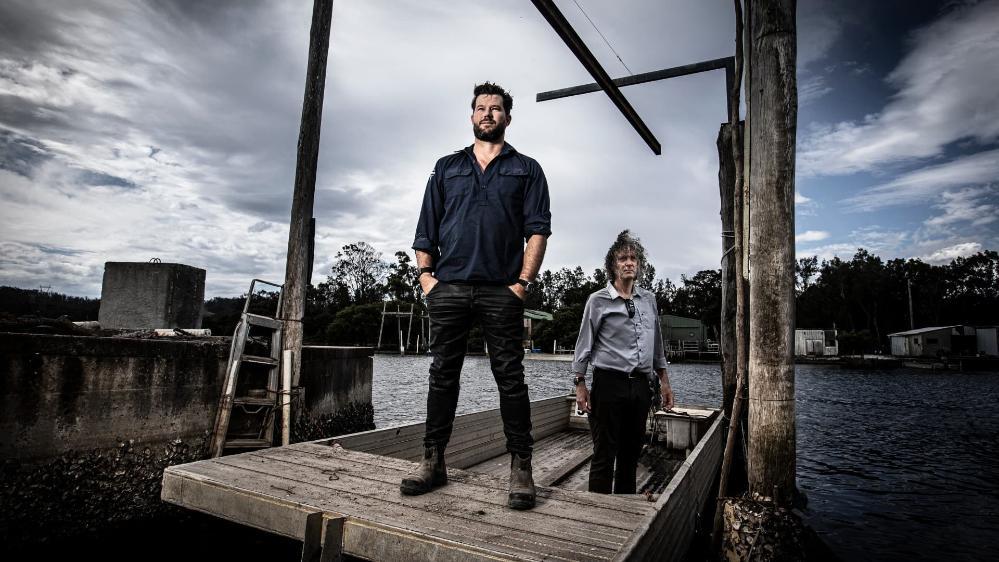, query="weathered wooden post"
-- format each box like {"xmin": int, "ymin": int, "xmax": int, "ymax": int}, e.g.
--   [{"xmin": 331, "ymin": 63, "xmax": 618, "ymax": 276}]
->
[
  {"xmin": 717, "ymin": 123, "xmax": 737, "ymax": 418},
  {"xmin": 282, "ymin": 0, "xmax": 335, "ymax": 387},
  {"xmin": 747, "ymin": 0, "xmax": 797, "ymax": 505}
]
